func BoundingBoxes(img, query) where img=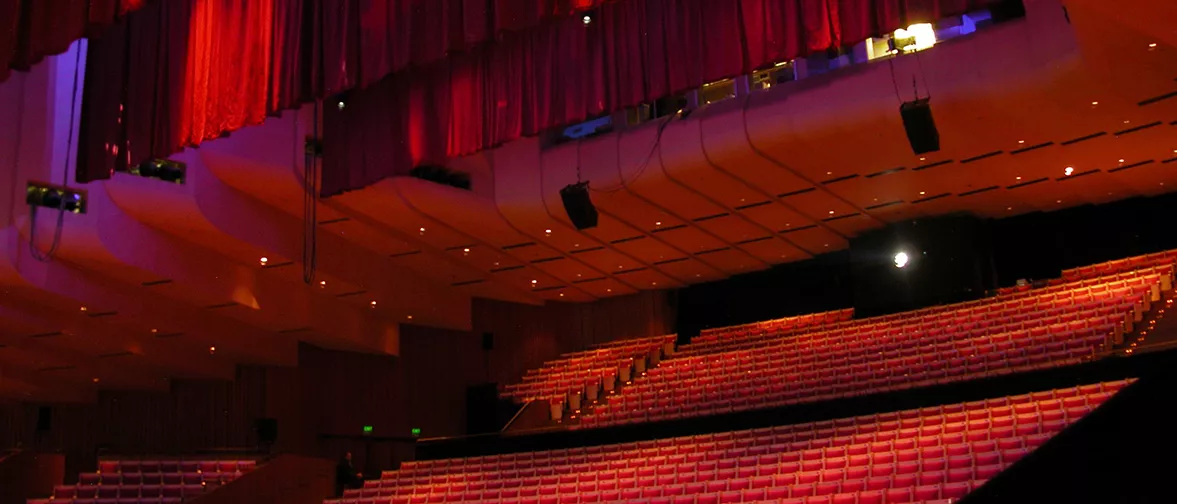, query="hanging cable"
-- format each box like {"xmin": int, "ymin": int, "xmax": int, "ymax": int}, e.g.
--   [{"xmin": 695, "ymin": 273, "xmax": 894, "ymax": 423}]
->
[
  {"xmin": 591, "ymin": 113, "xmax": 675, "ymax": 194},
  {"xmin": 303, "ymin": 98, "xmax": 320, "ymax": 285},
  {"xmin": 301, "ymin": 0, "xmax": 324, "ymax": 285},
  {"xmin": 29, "ymin": 41, "xmax": 84, "ymax": 263}
]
